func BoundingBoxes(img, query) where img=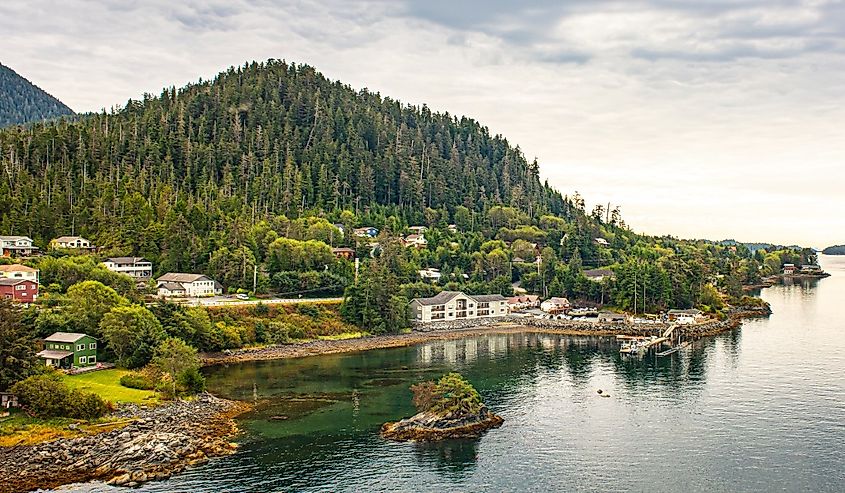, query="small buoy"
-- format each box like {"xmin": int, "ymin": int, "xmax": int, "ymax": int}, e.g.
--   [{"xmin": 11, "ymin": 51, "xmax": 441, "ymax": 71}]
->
[{"xmin": 597, "ymin": 389, "xmax": 603, "ymax": 394}]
